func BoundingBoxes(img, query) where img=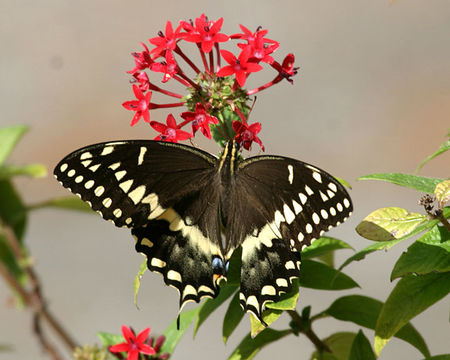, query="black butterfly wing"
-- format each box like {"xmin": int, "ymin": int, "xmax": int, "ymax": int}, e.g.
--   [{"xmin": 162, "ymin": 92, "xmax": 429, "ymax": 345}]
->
[
  {"xmin": 54, "ymin": 140, "xmax": 223, "ymax": 308},
  {"xmin": 228, "ymin": 155, "xmax": 353, "ymax": 320}
]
